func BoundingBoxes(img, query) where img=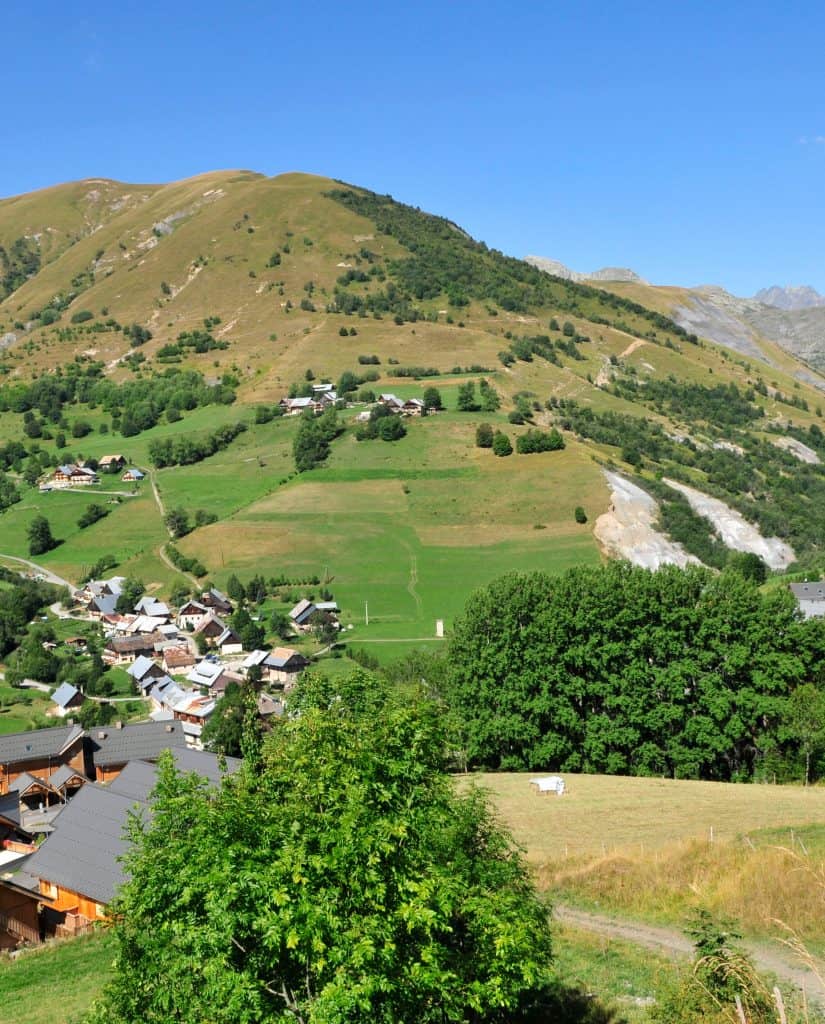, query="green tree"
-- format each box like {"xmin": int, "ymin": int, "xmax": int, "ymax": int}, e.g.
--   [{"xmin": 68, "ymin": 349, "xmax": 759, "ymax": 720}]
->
[
  {"xmin": 27, "ymin": 515, "xmax": 57, "ymax": 556},
  {"xmin": 726, "ymin": 550, "xmax": 768, "ymax": 584},
  {"xmin": 492, "ymin": 431, "xmax": 513, "ymax": 456},
  {"xmin": 293, "ymin": 413, "xmax": 331, "ymax": 472},
  {"xmin": 377, "ymin": 415, "xmax": 406, "ymax": 441},
  {"xmin": 456, "ymin": 381, "xmax": 478, "ymax": 412},
  {"xmin": 164, "ymin": 507, "xmax": 191, "ymax": 539},
  {"xmin": 94, "ymin": 683, "xmax": 554, "ymax": 1024},
  {"xmin": 476, "ymin": 422, "xmax": 494, "ymax": 448},
  {"xmin": 77, "ymin": 503, "xmax": 109, "ymax": 529},
  {"xmin": 422, "ymin": 386, "xmax": 442, "ymax": 410},
  {"xmin": 783, "ymin": 684, "xmax": 825, "ymax": 785},
  {"xmin": 574, "ymin": 506, "xmax": 587, "ymax": 524},
  {"xmin": 115, "ymin": 577, "xmax": 145, "ymax": 615},
  {"xmin": 226, "ymin": 574, "xmax": 246, "ymax": 603},
  {"xmin": 479, "ymin": 379, "xmax": 500, "ymax": 412},
  {"xmin": 201, "ymin": 680, "xmax": 255, "ymax": 757}
]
